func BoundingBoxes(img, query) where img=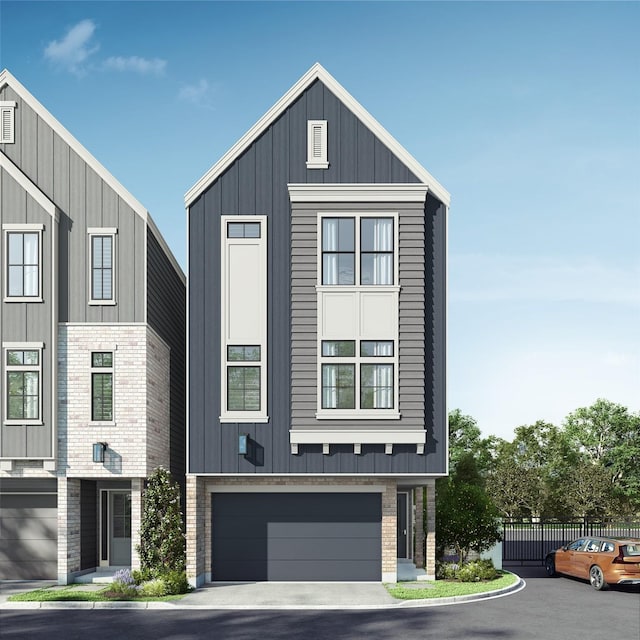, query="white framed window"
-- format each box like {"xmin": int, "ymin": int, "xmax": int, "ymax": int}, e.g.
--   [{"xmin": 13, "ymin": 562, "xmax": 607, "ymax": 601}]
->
[
  {"xmin": 3, "ymin": 343, "xmax": 43, "ymax": 425},
  {"xmin": 318, "ymin": 339, "xmax": 397, "ymax": 417},
  {"xmin": 320, "ymin": 214, "xmax": 396, "ymax": 286},
  {"xmin": 3, "ymin": 224, "xmax": 44, "ymax": 302},
  {"xmin": 306, "ymin": 120, "xmax": 328, "ymax": 169},
  {"xmin": 0, "ymin": 101, "xmax": 16, "ymax": 144},
  {"xmin": 88, "ymin": 228, "xmax": 117, "ymax": 305},
  {"xmin": 91, "ymin": 352, "xmax": 114, "ymax": 423},
  {"xmin": 220, "ymin": 216, "xmax": 268, "ymax": 422}
]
